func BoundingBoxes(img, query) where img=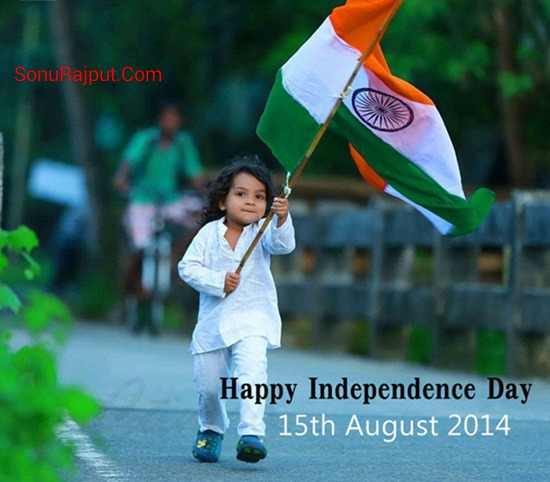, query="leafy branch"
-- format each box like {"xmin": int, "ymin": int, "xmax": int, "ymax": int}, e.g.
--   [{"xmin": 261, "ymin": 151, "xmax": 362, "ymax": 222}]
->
[{"xmin": 0, "ymin": 226, "xmax": 101, "ymax": 481}]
